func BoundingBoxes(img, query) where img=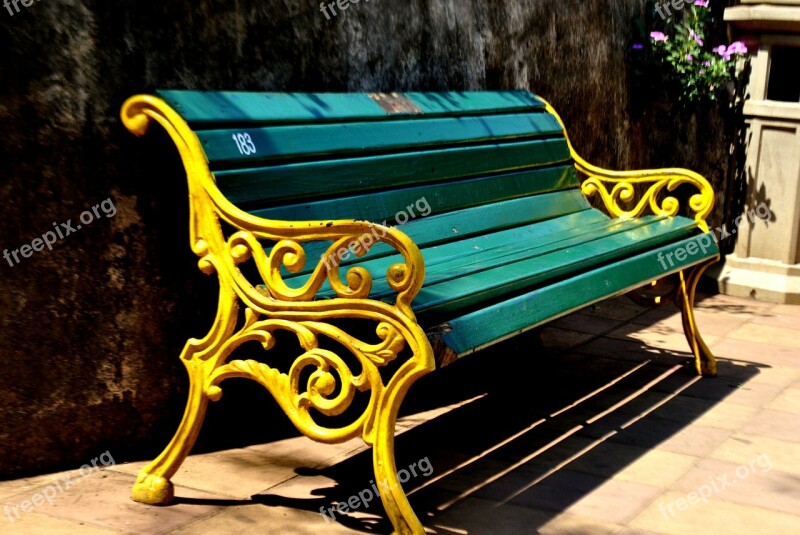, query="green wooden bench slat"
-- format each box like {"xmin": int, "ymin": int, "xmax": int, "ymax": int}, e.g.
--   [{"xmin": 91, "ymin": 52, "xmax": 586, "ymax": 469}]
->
[
  {"xmin": 404, "ymin": 91, "xmax": 545, "ymax": 115},
  {"xmin": 199, "ymin": 112, "xmax": 563, "ymax": 165},
  {"xmin": 307, "ymin": 211, "xmax": 650, "ymax": 298},
  {"xmin": 214, "ymin": 137, "xmax": 571, "ymax": 206},
  {"xmin": 281, "ymin": 190, "xmax": 594, "ymax": 277},
  {"xmin": 439, "ymin": 233, "xmax": 720, "ymax": 356},
  {"xmin": 319, "ymin": 216, "xmax": 697, "ymax": 313},
  {"xmin": 156, "ymin": 90, "xmax": 544, "ymax": 126},
  {"xmin": 397, "ymin": 190, "xmax": 592, "ymax": 248},
  {"xmin": 412, "ymin": 219, "xmax": 701, "ymax": 316},
  {"xmin": 256, "ymin": 165, "xmax": 578, "ymax": 223},
  {"xmin": 417, "ymin": 217, "xmax": 659, "ymax": 278}
]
